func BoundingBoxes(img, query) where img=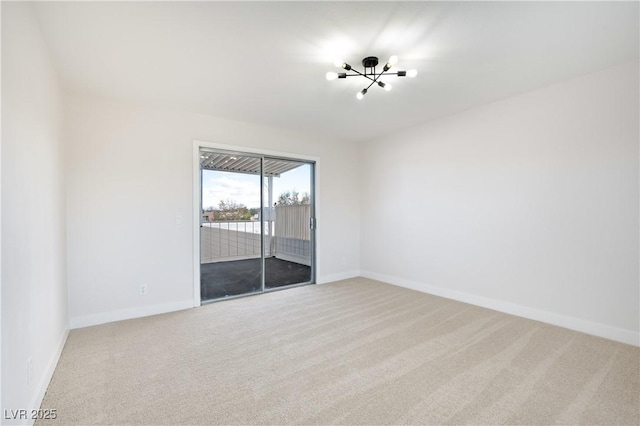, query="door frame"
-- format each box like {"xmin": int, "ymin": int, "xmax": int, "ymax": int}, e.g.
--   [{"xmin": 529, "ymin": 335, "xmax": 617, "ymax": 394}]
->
[{"xmin": 192, "ymin": 140, "xmax": 319, "ymax": 307}]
